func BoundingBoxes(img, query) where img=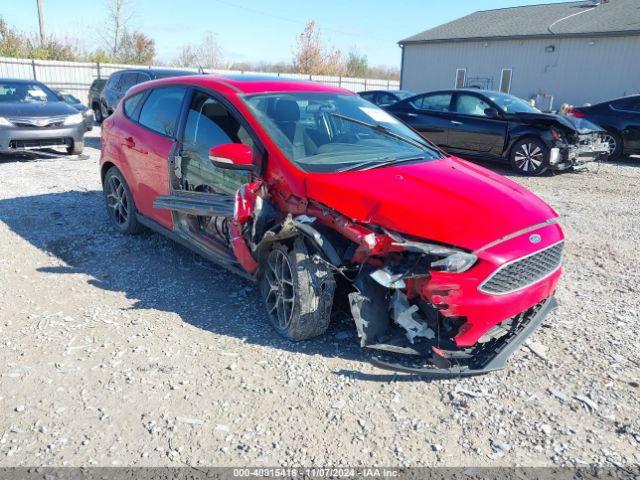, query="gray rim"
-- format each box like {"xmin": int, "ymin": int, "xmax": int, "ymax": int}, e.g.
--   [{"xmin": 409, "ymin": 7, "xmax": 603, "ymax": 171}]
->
[
  {"xmin": 106, "ymin": 175, "xmax": 129, "ymax": 226},
  {"xmin": 602, "ymin": 134, "xmax": 617, "ymax": 156},
  {"xmin": 264, "ymin": 249, "xmax": 295, "ymax": 330},
  {"xmin": 514, "ymin": 142, "xmax": 544, "ymax": 172}
]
